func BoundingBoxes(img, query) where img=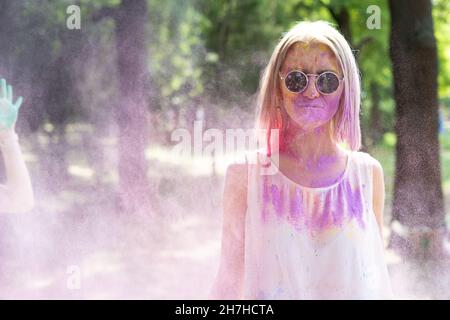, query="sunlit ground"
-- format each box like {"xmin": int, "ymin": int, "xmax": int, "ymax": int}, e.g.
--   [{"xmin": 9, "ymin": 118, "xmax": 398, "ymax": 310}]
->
[{"xmin": 0, "ymin": 121, "xmax": 449, "ymax": 299}]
